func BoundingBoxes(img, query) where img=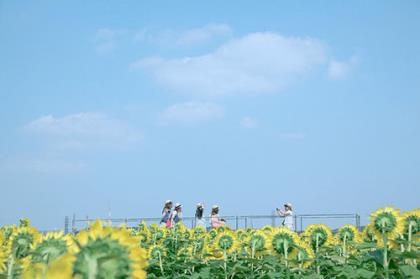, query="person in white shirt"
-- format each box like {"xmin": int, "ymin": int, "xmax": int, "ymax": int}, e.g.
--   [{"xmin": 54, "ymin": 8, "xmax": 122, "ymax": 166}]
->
[{"xmin": 276, "ymin": 202, "xmax": 294, "ymax": 231}]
